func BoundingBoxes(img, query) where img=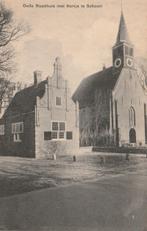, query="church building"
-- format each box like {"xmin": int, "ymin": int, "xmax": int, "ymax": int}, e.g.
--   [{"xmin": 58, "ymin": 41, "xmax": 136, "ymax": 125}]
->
[{"xmin": 73, "ymin": 11, "xmax": 147, "ymax": 147}]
